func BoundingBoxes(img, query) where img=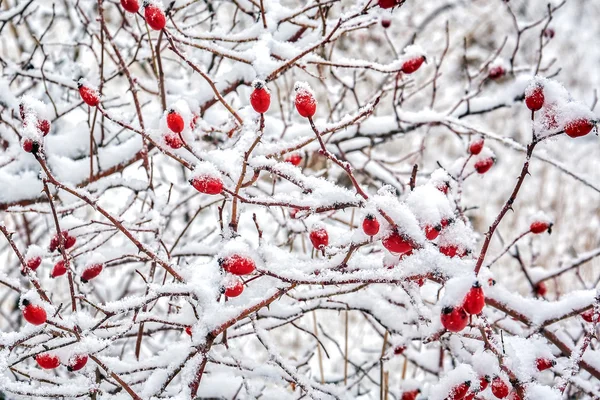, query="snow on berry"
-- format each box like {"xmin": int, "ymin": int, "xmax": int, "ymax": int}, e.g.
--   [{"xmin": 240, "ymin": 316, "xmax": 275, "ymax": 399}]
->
[
  {"xmin": 144, "ymin": 2, "xmax": 166, "ymax": 31},
  {"xmin": 250, "ymin": 79, "xmax": 271, "ymax": 114},
  {"xmin": 121, "ymin": 0, "xmax": 140, "ymax": 13},
  {"xmin": 294, "ymin": 82, "xmax": 317, "ymax": 118},
  {"xmin": 77, "ymin": 80, "xmax": 100, "ymax": 107}
]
